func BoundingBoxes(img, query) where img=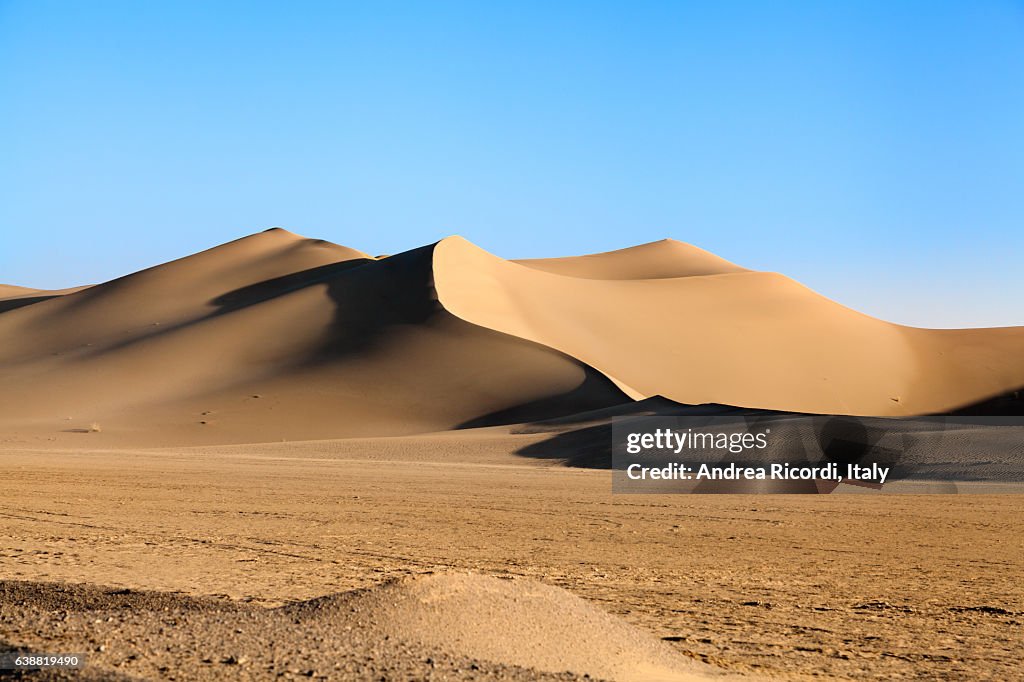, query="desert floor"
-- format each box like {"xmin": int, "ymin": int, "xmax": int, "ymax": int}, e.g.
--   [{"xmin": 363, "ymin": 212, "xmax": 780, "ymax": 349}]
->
[{"xmin": 1, "ymin": 434, "xmax": 1022, "ymax": 681}]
